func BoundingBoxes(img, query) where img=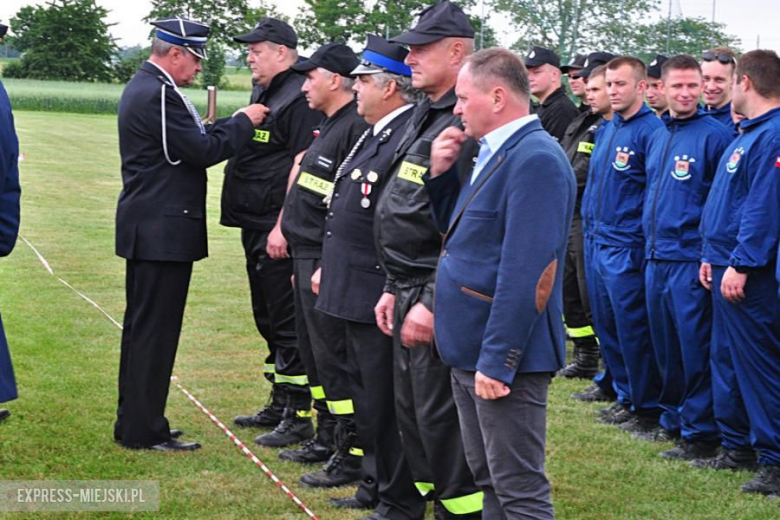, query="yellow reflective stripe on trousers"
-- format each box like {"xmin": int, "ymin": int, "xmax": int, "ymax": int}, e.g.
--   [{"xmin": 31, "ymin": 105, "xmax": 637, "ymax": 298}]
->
[
  {"xmin": 326, "ymin": 399, "xmax": 354, "ymax": 415},
  {"xmin": 274, "ymin": 373, "xmax": 309, "ymax": 386},
  {"xmin": 441, "ymin": 491, "xmax": 484, "ymax": 514},
  {"xmin": 297, "ymin": 172, "xmax": 334, "ymax": 196},
  {"xmin": 263, "ymin": 363, "xmax": 275, "ymax": 374},
  {"xmin": 414, "ymin": 482, "xmax": 434, "ymax": 497},
  {"xmin": 348, "ymin": 447, "xmax": 364, "ymax": 457},
  {"xmin": 296, "ymin": 410, "xmax": 312, "ymax": 418},
  {"xmin": 310, "ymin": 385, "xmax": 326, "ymax": 400},
  {"xmin": 567, "ymin": 325, "xmax": 596, "ymax": 338}
]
